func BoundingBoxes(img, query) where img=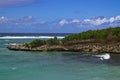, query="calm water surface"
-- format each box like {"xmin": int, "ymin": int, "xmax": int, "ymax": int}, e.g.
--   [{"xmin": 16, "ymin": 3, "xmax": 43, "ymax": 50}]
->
[{"xmin": 0, "ymin": 39, "xmax": 120, "ymax": 80}]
